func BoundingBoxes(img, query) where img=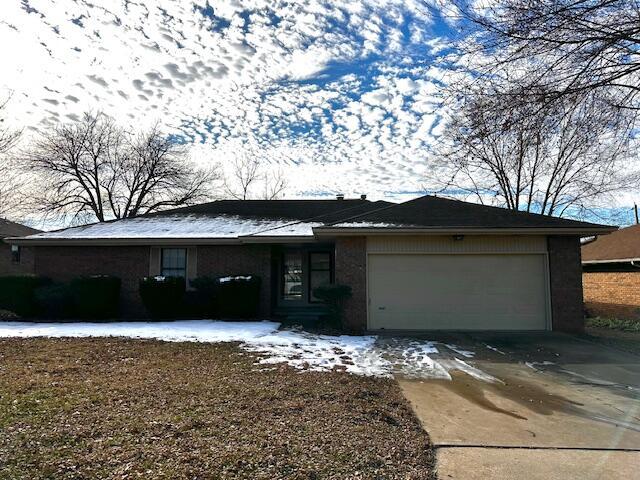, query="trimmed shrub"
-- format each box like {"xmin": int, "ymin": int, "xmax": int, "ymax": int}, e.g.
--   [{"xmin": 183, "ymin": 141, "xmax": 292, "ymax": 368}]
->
[
  {"xmin": 71, "ymin": 276, "xmax": 121, "ymax": 319},
  {"xmin": 189, "ymin": 276, "xmax": 219, "ymax": 318},
  {"xmin": 312, "ymin": 284, "xmax": 352, "ymax": 328},
  {"xmin": 35, "ymin": 283, "xmax": 74, "ymax": 319},
  {"xmin": 215, "ymin": 275, "xmax": 261, "ymax": 319},
  {"xmin": 190, "ymin": 275, "xmax": 261, "ymax": 319},
  {"xmin": 139, "ymin": 276, "xmax": 186, "ymax": 319},
  {"xmin": 0, "ymin": 275, "xmax": 51, "ymax": 317}
]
